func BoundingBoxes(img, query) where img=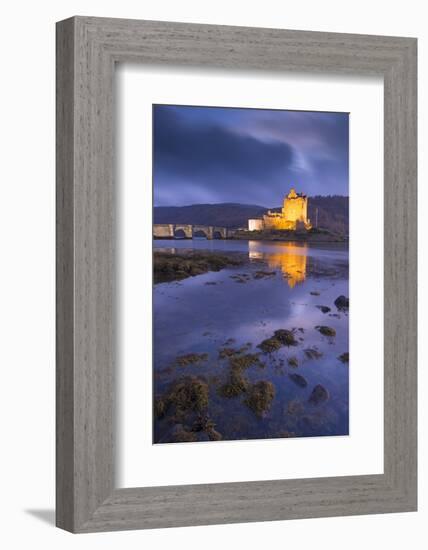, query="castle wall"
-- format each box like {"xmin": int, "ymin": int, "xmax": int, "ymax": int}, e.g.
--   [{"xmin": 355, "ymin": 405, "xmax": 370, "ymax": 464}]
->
[
  {"xmin": 248, "ymin": 189, "xmax": 312, "ymax": 231},
  {"xmin": 263, "ymin": 215, "xmax": 295, "ymax": 230},
  {"xmin": 248, "ymin": 219, "xmax": 264, "ymax": 231}
]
